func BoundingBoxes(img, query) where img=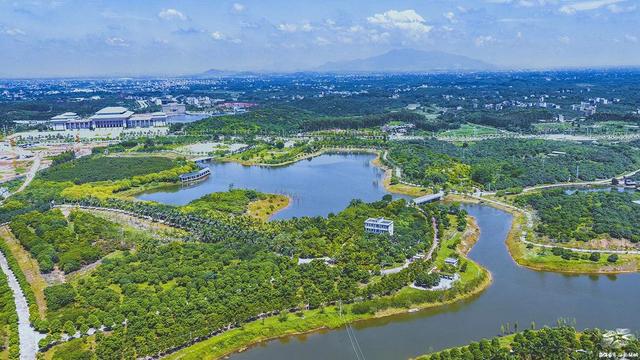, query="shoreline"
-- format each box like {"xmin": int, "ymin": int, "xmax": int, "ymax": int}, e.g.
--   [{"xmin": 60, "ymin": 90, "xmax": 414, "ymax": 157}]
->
[
  {"xmin": 220, "ymin": 147, "xmax": 382, "ymax": 168},
  {"xmin": 165, "ymin": 211, "xmax": 492, "ymax": 360},
  {"xmin": 445, "ymin": 194, "xmax": 640, "ymax": 275}
]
